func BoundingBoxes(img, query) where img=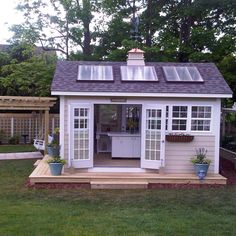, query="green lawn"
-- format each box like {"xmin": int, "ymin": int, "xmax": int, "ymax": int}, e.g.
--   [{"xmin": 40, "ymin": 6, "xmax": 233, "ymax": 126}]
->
[
  {"xmin": 0, "ymin": 145, "xmax": 36, "ymax": 153},
  {"xmin": 0, "ymin": 160, "xmax": 236, "ymax": 236}
]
